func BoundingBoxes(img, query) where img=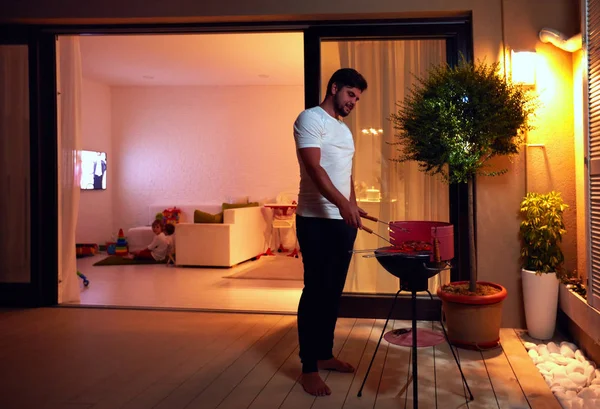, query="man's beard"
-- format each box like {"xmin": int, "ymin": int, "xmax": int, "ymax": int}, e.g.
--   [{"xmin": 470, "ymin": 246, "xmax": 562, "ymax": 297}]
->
[{"xmin": 334, "ymin": 94, "xmax": 352, "ymax": 117}]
